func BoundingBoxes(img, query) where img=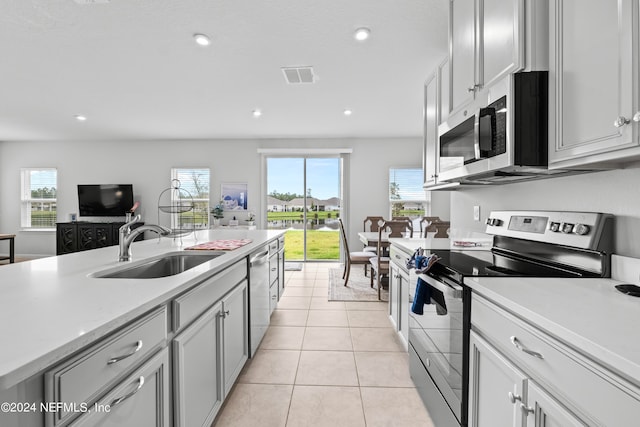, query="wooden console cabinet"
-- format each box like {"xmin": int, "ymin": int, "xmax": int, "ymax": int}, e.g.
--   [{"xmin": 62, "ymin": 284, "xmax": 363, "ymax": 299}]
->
[{"xmin": 56, "ymin": 222, "xmax": 144, "ymax": 255}]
